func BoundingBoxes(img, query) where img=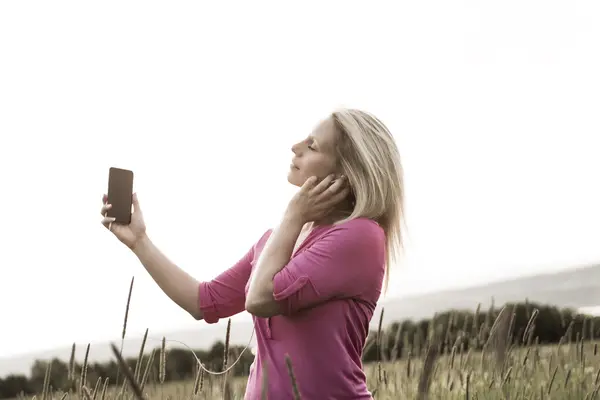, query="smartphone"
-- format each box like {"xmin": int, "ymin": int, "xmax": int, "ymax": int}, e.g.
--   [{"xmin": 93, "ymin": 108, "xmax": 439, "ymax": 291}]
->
[{"xmin": 106, "ymin": 167, "xmax": 134, "ymax": 224}]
